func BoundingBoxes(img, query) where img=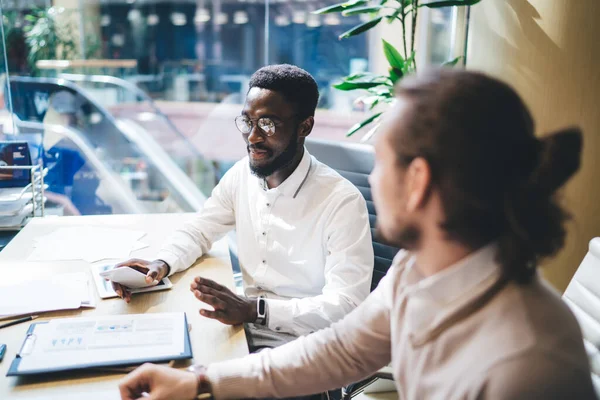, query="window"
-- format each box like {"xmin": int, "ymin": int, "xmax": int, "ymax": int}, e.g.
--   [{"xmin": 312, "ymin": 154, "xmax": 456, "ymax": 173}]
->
[{"xmin": 0, "ymin": 0, "xmax": 466, "ymax": 217}]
